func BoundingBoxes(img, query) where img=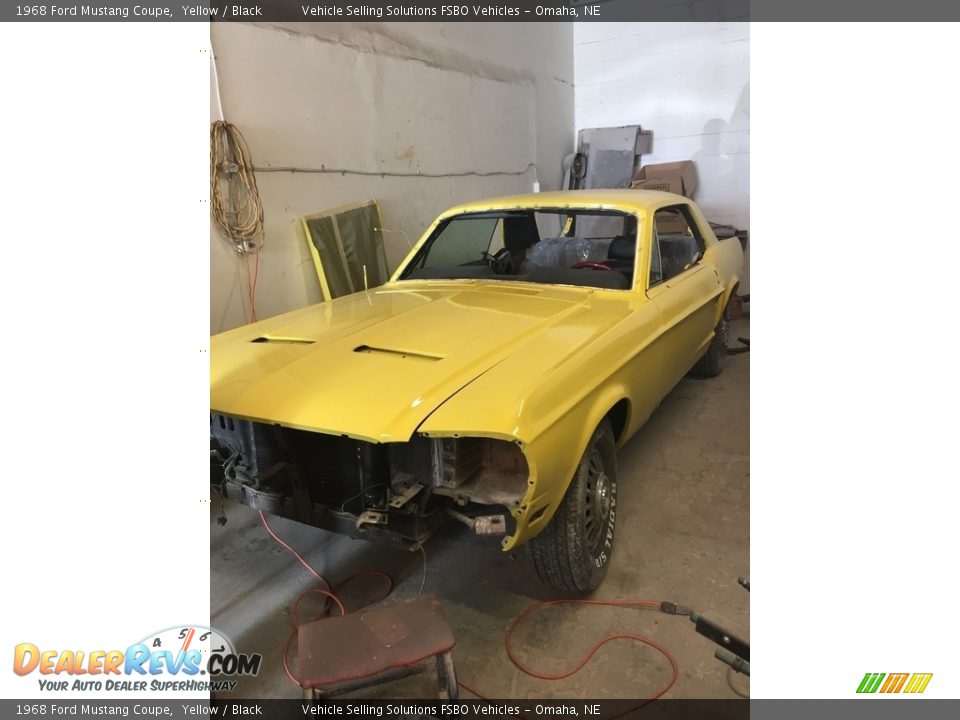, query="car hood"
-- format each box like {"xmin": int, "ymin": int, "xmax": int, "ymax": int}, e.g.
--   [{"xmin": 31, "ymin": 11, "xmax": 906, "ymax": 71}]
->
[{"xmin": 211, "ymin": 281, "xmax": 623, "ymax": 442}]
